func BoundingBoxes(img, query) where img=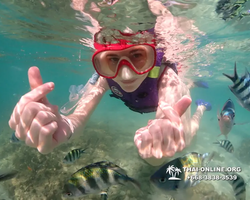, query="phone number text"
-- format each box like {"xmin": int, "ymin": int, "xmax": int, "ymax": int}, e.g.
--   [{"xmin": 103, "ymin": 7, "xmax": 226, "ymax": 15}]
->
[{"xmin": 187, "ymin": 174, "xmax": 237, "ymax": 181}]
